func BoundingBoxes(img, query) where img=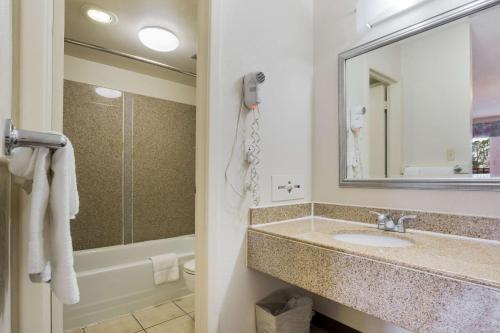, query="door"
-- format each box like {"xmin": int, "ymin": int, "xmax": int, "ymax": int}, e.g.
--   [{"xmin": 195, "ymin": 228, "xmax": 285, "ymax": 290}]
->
[
  {"xmin": 0, "ymin": 0, "xmax": 13, "ymax": 331},
  {"xmin": 369, "ymin": 85, "xmax": 387, "ymax": 178}
]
